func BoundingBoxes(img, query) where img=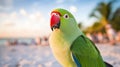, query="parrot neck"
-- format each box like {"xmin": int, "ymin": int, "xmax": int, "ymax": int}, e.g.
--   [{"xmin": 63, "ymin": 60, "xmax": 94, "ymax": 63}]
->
[
  {"xmin": 51, "ymin": 26, "xmax": 83, "ymax": 45},
  {"xmin": 62, "ymin": 27, "xmax": 83, "ymax": 44},
  {"xmin": 60, "ymin": 19, "xmax": 84, "ymax": 43}
]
